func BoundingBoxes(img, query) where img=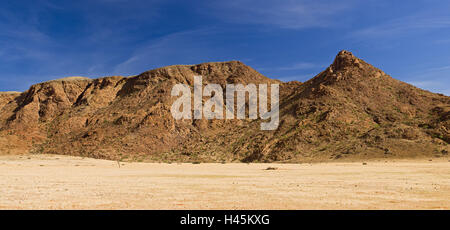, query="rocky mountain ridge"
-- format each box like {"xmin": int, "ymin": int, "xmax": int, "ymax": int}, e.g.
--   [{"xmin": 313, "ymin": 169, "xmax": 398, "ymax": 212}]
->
[{"xmin": 0, "ymin": 51, "xmax": 448, "ymax": 162}]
